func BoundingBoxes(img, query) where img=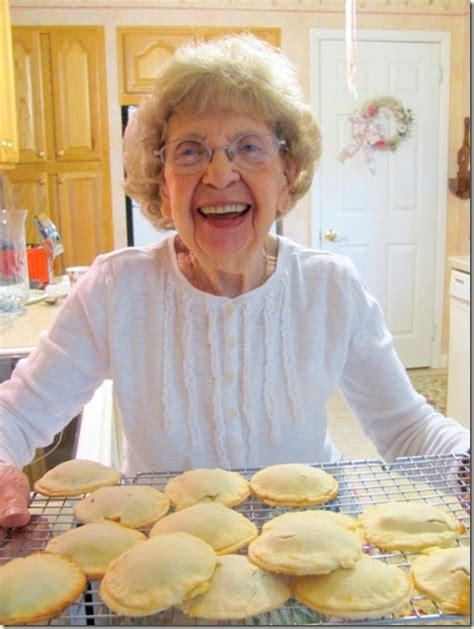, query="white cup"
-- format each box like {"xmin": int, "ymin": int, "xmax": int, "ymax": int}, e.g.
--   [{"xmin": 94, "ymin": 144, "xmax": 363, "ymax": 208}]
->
[{"xmin": 66, "ymin": 265, "xmax": 90, "ymax": 285}]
